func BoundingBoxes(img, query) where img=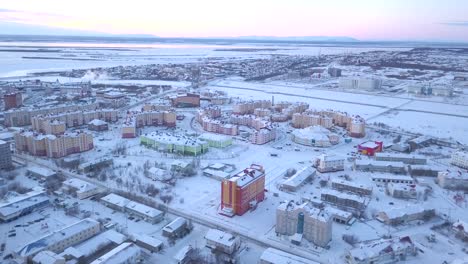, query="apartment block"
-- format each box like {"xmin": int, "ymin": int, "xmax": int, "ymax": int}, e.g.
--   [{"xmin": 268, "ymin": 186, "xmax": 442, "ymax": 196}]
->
[
  {"xmin": 451, "ymin": 151, "xmax": 468, "ymax": 169},
  {"xmin": 0, "ymin": 140, "xmax": 12, "ymax": 170}
]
